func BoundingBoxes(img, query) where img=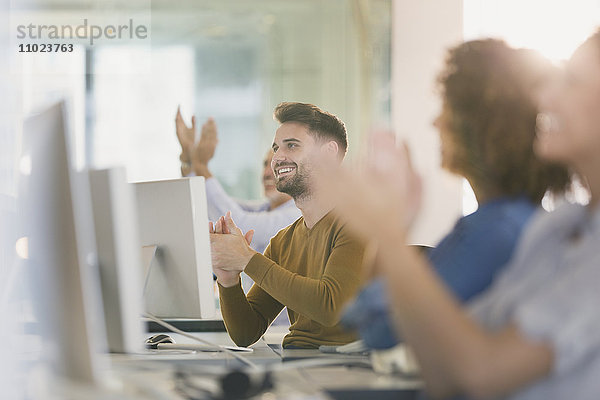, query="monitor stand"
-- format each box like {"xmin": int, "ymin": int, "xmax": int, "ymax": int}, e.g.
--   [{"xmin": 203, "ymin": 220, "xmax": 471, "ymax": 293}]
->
[
  {"xmin": 141, "ymin": 245, "xmax": 225, "ymax": 333},
  {"xmin": 144, "ymin": 318, "xmax": 225, "ymax": 333}
]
